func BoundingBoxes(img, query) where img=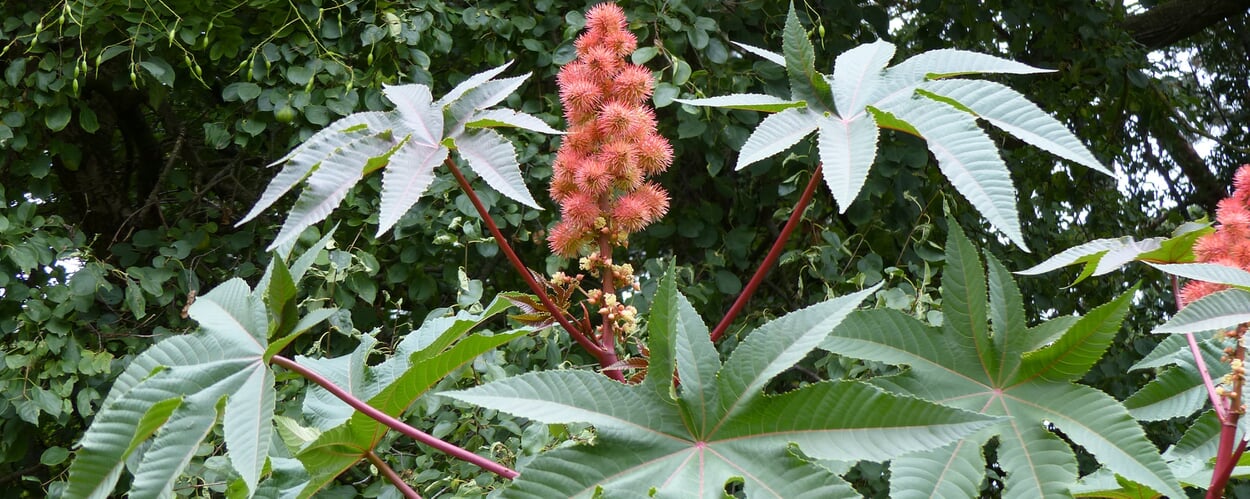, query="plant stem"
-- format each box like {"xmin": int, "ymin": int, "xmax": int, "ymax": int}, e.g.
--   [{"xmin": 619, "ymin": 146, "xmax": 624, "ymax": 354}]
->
[
  {"xmin": 443, "ymin": 158, "xmax": 624, "ymax": 381},
  {"xmin": 597, "ymin": 234, "xmax": 616, "ymax": 353},
  {"xmin": 1174, "ymin": 275, "xmax": 1248, "ymax": 495},
  {"xmin": 710, "ymin": 164, "xmax": 823, "ymax": 343},
  {"xmin": 1211, "ymin": 326, "xmax": 1249, "ymax": 496},
  {"xmin": 1173, "ymin": 277, "xmax": 1231, "ymax": 422},
  {"xmin": 269, "ymin": 355, "xmax": 519, "ymax": 479},
  {"xmin": 365, "ymin": 450, "xmax": 421, "ymax": 499}
]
